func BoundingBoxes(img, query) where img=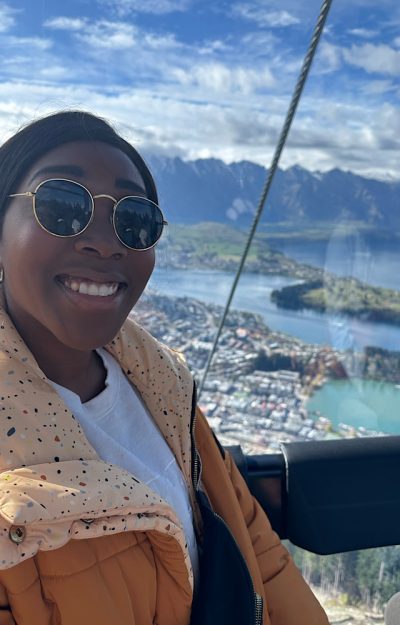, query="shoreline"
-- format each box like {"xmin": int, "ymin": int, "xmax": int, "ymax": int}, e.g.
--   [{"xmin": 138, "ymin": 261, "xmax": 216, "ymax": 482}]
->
[
  {"xmin": 161, "ymin": 224, "xmax": 400, "ymax": 329},
  {"xmin": 135, "ymin": 291, "xmax": 397, "ymax": 445},
  {"xmin": 271, "ymin": 277, "xmax": 400, "ymax": 329},
  {"xmin": 153, "ymin": 265, "xmax": 400, "ymax": 353}
]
